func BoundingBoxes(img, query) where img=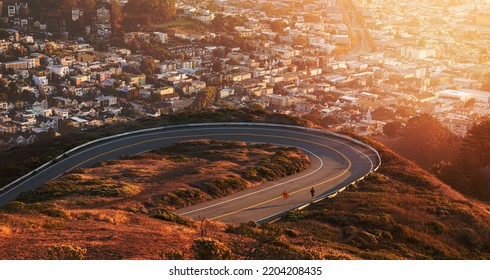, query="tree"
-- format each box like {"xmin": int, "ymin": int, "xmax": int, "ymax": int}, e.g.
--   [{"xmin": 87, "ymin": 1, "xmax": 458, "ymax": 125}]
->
[
  {"xmin": 269, "ymin": 20, "xmax": 287, "ymax": 34},
  {"xmin": 464, "ymin": 98, "xmax": 476, "ymax": 108},
  {"xmin": 0, "ymin": 29, "xmax": 11, "ymax": 40},
  {"xmin": 304, "ymin": 13, "xmax": 321, "ymax": 23},
  {"xmin": 383, "ymin": 121, "xmax": 402, "ymax": 138},
  {"xmin": 20, "ymin": 90, "xmax": 35, "ymax": 103},
  {"xmin": 81, "ymin": 0, "xmax": 97, "ymax": 12},
  {"xmin": 248, "ymin": 102, "xmax": 264, "ymax": 111},
  {"xmin": 212, "ymin": 60, "xmax": 223, "ymax": 73},
  {"xmin": 371, "ymin": 107, "xmax": 396, "ymax": 121},
  {"xmin": 212, "ymin": 48, "xmax": 227, "ymax": 58},
  {"xmin": 273, "ymin": 83, "xmax": 287, "ymax": 95},
  {"xmin": 261, "ymin": 2, "xmax": 275, "ymax": 15},
  {"xmin": 60, "ymin": 0, "xmax": 79, "ymax": 10},
  {"xmin": 396, "ymin": 107, "xmax": 415, "ymax": 118},
  {"xmin": 122, "ymin": 0, "xmax": 176, "ymax": 31},
  {"xmin": 46, "ymin": 244, "xmax": 86, "ymax": 260},
  {"xmin": 140, "ymin": 58, "xmax": 156, "ymax": 76},
  {"xmin": 111, "ymin": 0, "xmax": 123, "ymax": 36},
  {"xmin": 292, "ymin": 35, "xmax": 308, "ymax": 47},
  {"xmin": 460, "ymin": 119, "xmax": 490, "ymax": 168},
  {"xmin": 396, "ymin": 114, "xmax": 460, "ymax": 168},
  {"xmin": 190, "ymin": 87, "xmax": 216, "ymax": 111}
]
